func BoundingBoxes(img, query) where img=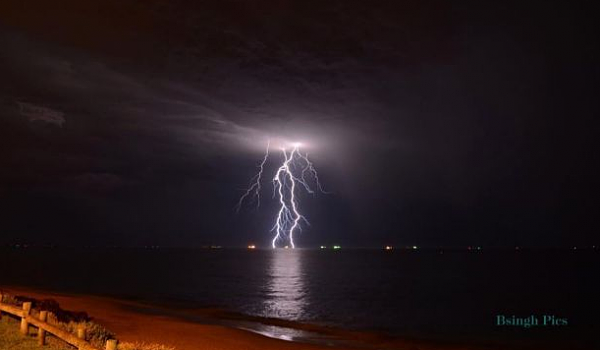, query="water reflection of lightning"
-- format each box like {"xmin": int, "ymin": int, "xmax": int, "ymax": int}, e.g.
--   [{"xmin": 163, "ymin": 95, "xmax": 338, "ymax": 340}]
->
[{"xmin": 237, "ymin": 141, "xmax": 324, "ymax": 248}]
